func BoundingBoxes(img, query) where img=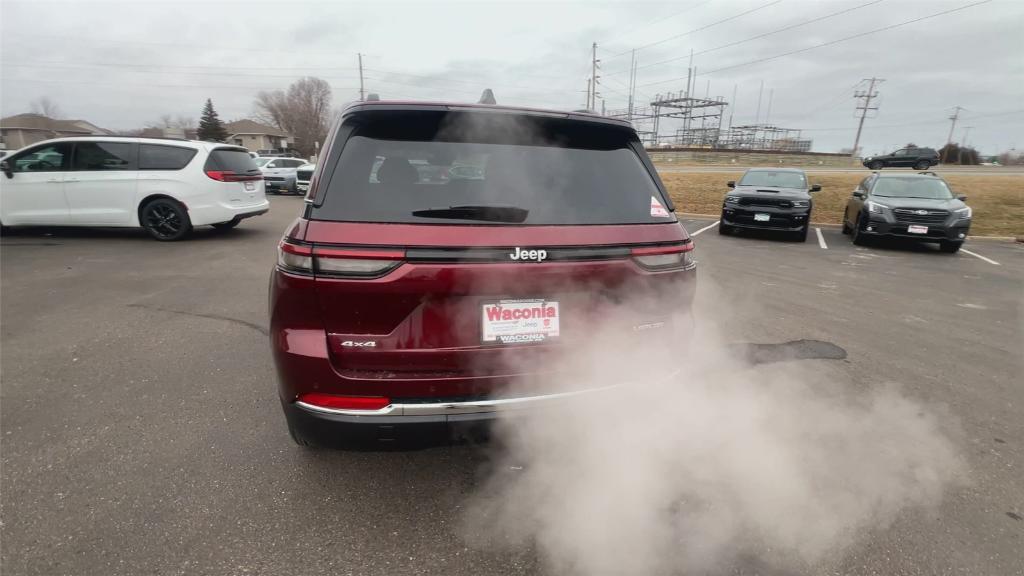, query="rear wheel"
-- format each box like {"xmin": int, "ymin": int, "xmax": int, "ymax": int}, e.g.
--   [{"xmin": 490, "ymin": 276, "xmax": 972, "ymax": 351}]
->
[
  {"xmin": 939, "ymin": 240, "xmax": 962, "ymax": 253},
  {"xmin": 841, "ymin": 215, "xmax": 852, "ymax": 235},
  {"xmin": 287, "ymin": 421, "xmax": 318, "ymax": 448},
  {"xmin": 869, "ymin": 161, "xmax": 883, "ymax": 170},
  {"xmin": 914, "ymin": 160, "xmax": 930, "ymax": 171},
  {"xmin": 211, "ymin": 219, "xmax": 240, "ymax": 230},
  {"xmin": 141, "ymin": 198, "xmax": 191, "ymax": 241}
]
